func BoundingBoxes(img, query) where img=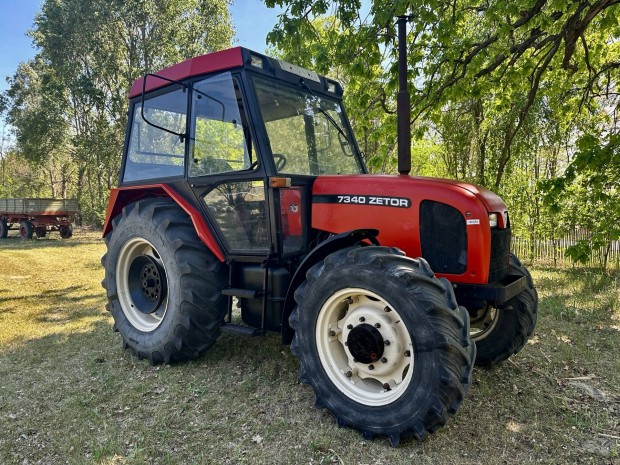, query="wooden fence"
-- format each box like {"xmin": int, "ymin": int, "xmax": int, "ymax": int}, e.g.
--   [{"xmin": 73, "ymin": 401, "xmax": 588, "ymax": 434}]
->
[{"xmin": 512, "ymin": 231, "xmax": 620, "ymax": 269}]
